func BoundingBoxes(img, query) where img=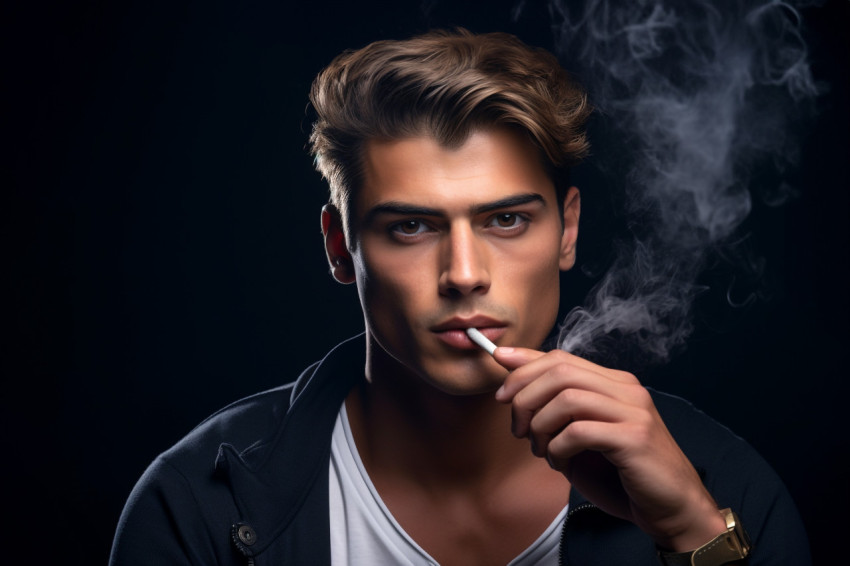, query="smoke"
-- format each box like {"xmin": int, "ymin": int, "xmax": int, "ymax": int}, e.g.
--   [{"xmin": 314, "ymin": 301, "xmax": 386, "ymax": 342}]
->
[{"xmin": 526, "ymin": 0, "xmax": 820, "ymax": 366}]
